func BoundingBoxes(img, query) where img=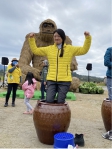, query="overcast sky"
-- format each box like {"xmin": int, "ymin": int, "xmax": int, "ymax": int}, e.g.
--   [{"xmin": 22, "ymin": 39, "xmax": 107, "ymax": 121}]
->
[{"xmin": 0, "ymin": 0, "xmax": 111, "ymax": 78}]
